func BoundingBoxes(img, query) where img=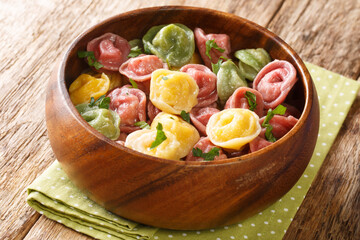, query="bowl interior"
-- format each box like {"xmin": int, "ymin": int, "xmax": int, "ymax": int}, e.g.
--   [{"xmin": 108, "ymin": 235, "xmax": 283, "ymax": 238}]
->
[{"xmin": 60, "ymin": 6, "xmax": 310, "ymax": 163}]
